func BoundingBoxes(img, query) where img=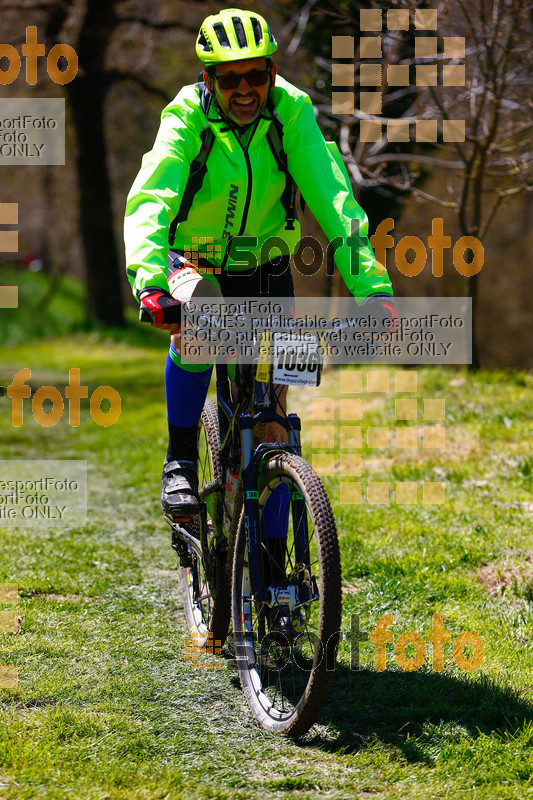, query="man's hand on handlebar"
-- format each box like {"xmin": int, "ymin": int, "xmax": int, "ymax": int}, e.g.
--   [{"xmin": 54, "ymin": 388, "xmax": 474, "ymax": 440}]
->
[
  {"xmin": 139, "ymin": 288, "xmax": 181, "ymax": 333},
  {"xmin": 362, "ymin": 294, "xmax": 397, "ymax": 337},
  {"xmin": 154, "ymin": 320, "xmax": 182, "ymax": 333}
]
